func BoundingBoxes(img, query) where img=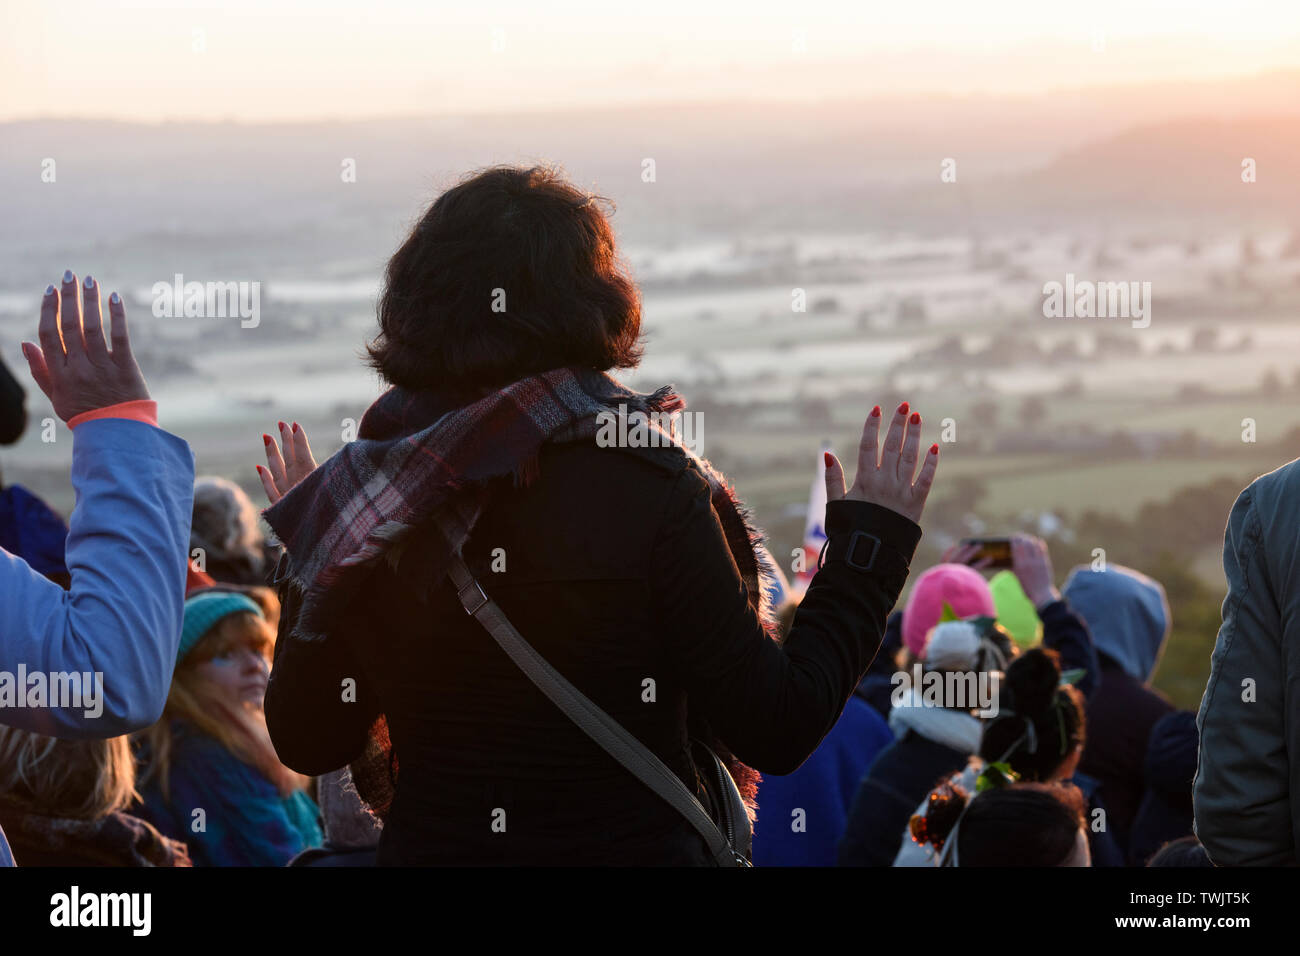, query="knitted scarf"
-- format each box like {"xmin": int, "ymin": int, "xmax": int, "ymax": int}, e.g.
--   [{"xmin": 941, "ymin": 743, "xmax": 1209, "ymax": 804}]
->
[{"xmin": 263, "ymin": 367, "xmax": 779, "ymax": 824}]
